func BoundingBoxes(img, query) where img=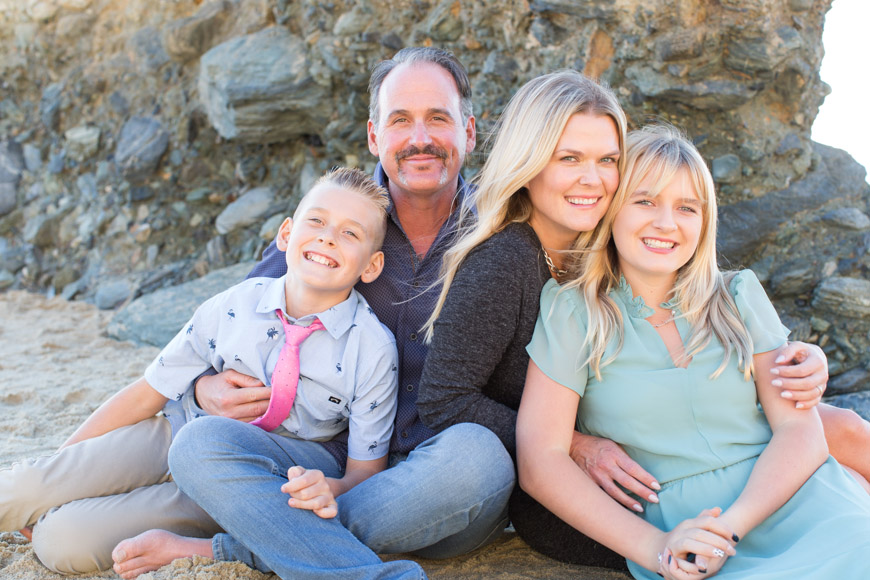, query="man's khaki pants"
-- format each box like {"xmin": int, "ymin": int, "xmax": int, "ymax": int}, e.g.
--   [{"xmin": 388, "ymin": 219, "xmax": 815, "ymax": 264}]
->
[{"xmin": 0, "ymin": 417, "xmax": 221, "ymax": 574}]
